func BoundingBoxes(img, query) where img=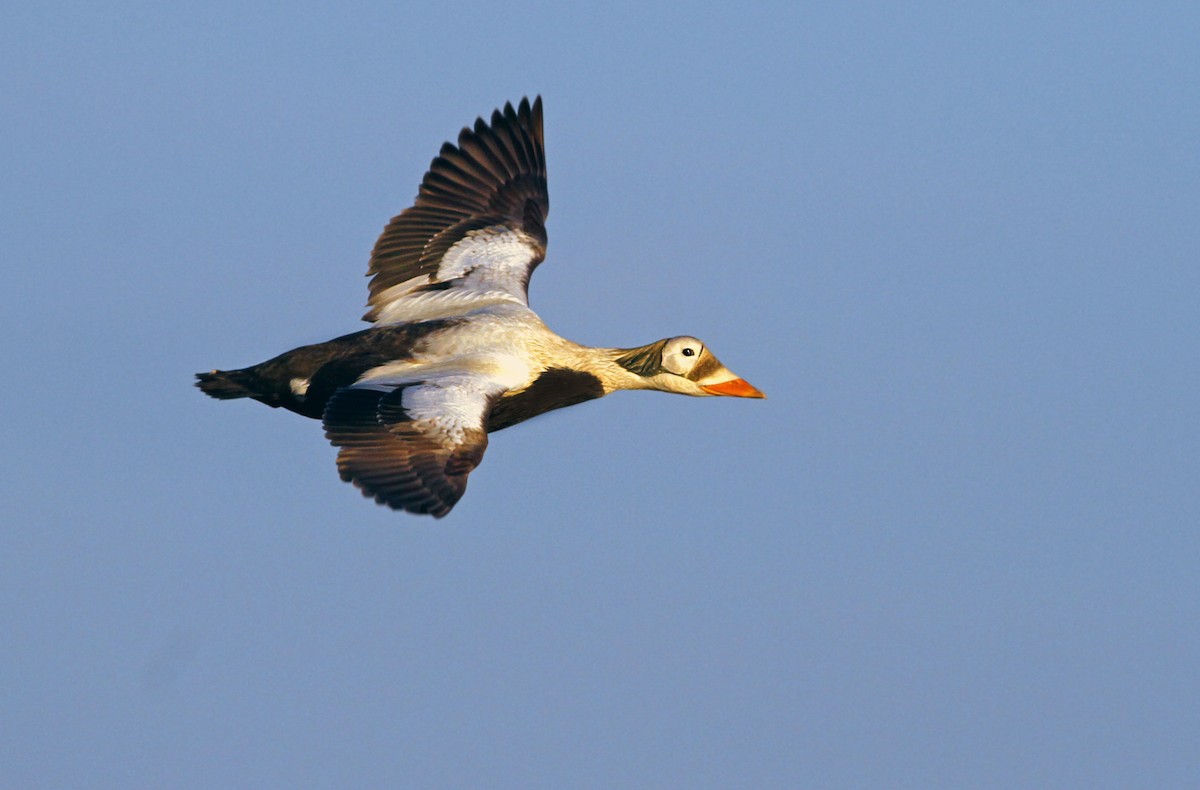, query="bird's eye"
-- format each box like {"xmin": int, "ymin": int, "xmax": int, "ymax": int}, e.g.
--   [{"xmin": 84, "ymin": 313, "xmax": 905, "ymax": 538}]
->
[{"xmin": 682, "ymin": 348, "xmax": 695, "ymax": 357}]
